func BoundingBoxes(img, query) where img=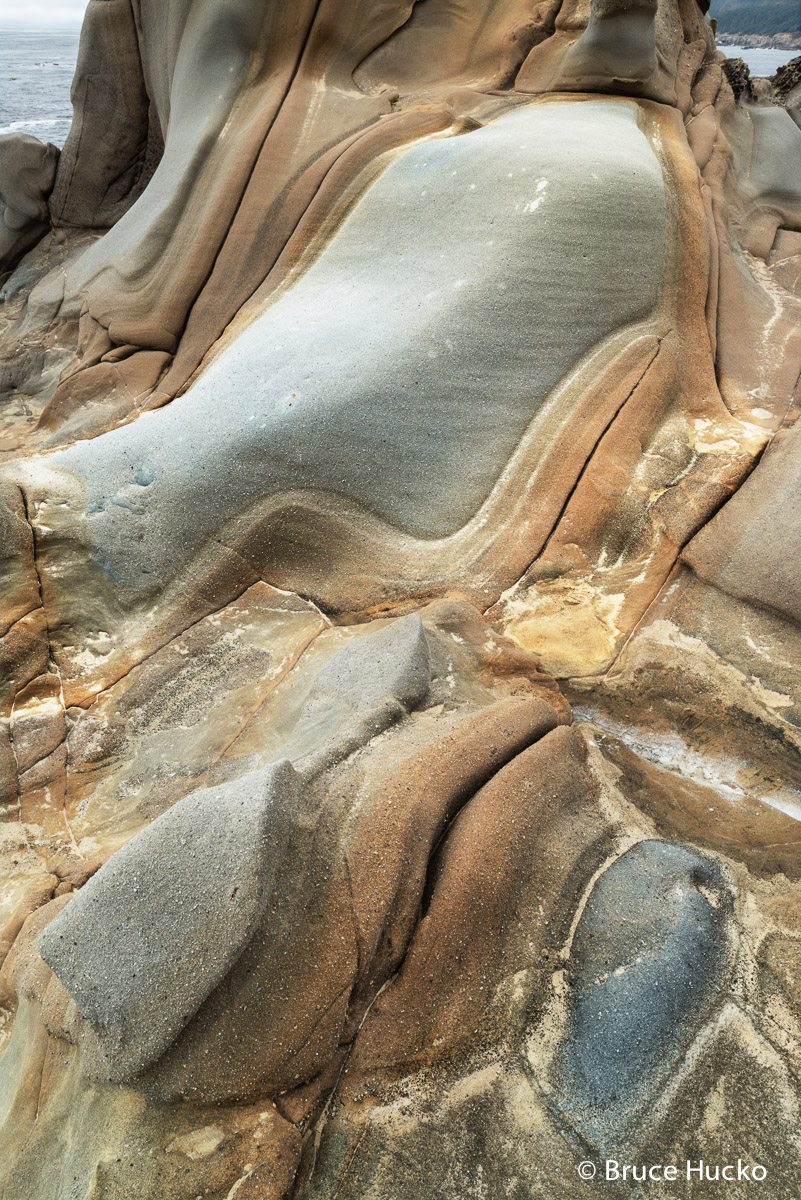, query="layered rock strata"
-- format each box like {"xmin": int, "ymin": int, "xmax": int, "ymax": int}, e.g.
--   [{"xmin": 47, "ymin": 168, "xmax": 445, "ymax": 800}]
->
[{"xmin": 0, "ymin": 1, "xmax": 800, "ymax": 1198}]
